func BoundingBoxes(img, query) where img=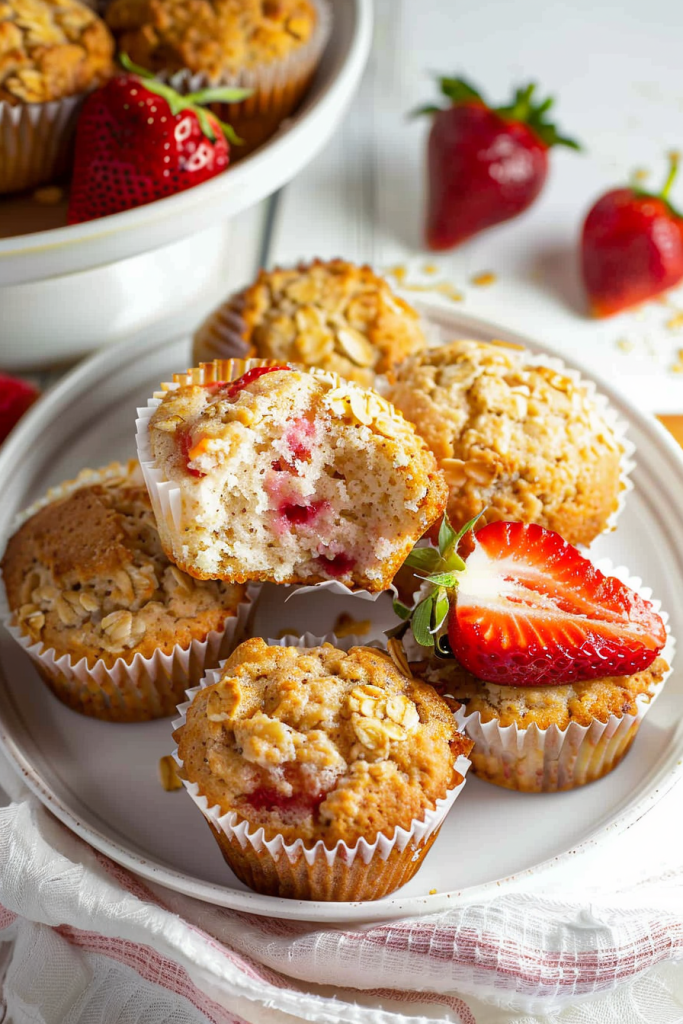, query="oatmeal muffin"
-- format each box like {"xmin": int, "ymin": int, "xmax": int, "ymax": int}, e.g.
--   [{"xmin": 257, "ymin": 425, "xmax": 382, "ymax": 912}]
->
[
  {"xmin": 105, "ymin": 0, "xmax": 330, "ymax": 154},
  {"xmin": 0, "ymin": 0, "xmax": 114, "ymax": 192},
  {"xmin": 139, "ymin": 360, "xmax": 448, "ymax": 591},
  {"xmin": 414, "ymin": 646, "xmax": 672, "ymax": 793},
  {"xmin": 0, "ymin": 462, "xmax": 251, "ymax": 721},
  {"xmin": 174, "ymin": 638, "xmax": 473, "ymax": 900},
  {"xmin": 385, "ymin": 340, "xmax": 628, "ymax": 547},
  {"xmin": 193, "ymin": 260, "xmax": 427, "ymax": 387}
]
